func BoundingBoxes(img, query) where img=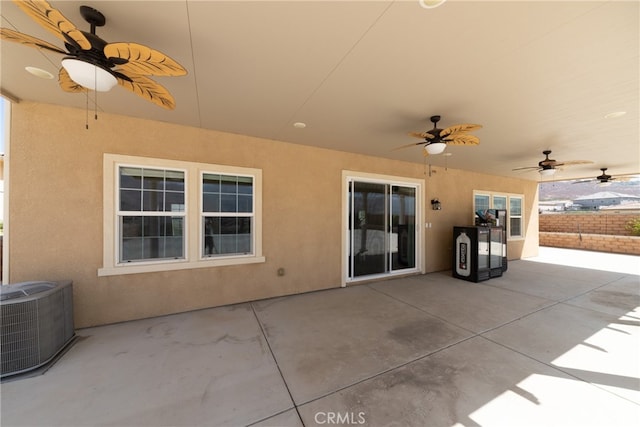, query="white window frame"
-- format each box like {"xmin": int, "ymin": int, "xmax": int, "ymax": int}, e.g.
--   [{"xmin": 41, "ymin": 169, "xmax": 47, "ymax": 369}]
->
[
  {"xmin": 473, "ymin": 190, "xmax": 525, "ymax": 241},
  {"xmin": 117, "ymin": 165, "xmax": 188, "ymax": 264},
  {"xmin": 99, "ymin": 154, "xmax": 265, "ymax": 276},
  {"xmin": 509, "ymin": 195, "xmax": 524, "ymax": 239},
  {"xmin": 200, "ymin": 171, "xmax": 256, "ymax": 260}
]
